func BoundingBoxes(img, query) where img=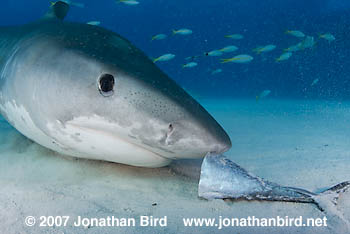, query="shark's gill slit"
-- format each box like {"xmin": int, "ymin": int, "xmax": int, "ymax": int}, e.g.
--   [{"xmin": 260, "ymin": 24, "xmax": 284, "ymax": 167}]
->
[{"xmin": 98, "ymin": 73, "xmax": 115, "ymax": 97}]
